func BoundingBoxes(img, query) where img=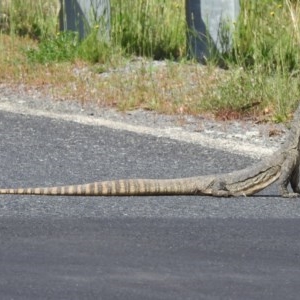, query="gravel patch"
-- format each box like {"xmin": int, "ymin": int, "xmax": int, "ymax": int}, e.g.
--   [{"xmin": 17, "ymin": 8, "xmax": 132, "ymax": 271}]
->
[{"xmin": 0, "ymin": 83, "xmax": 287, "ymax": 159}]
